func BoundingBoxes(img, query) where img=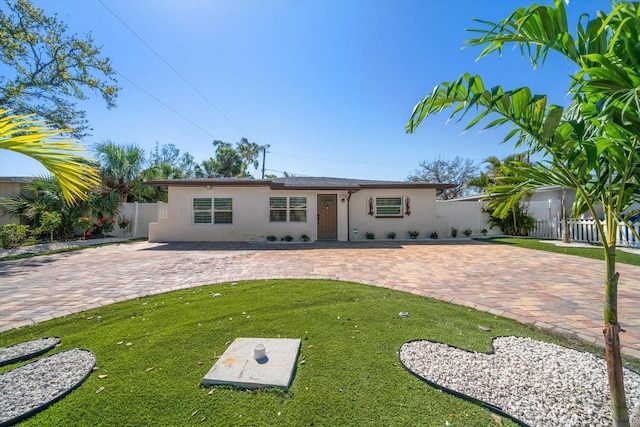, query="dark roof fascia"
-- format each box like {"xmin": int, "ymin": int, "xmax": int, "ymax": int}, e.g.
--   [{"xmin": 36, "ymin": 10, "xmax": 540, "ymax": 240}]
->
[
  {"xmin": 143, "ymin": 179, "xmax": 271, "ymax": 188},
  {"xmin": 142, "ymin": 178, "xmax": 455, "ymax": 191},
  {"xmin": 0, "ymin": 177, "xmax": 32, "ymax": 184},
  {"xmin": 358, "ymin": 182, "xmax": 455, "ymax": 190}
]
